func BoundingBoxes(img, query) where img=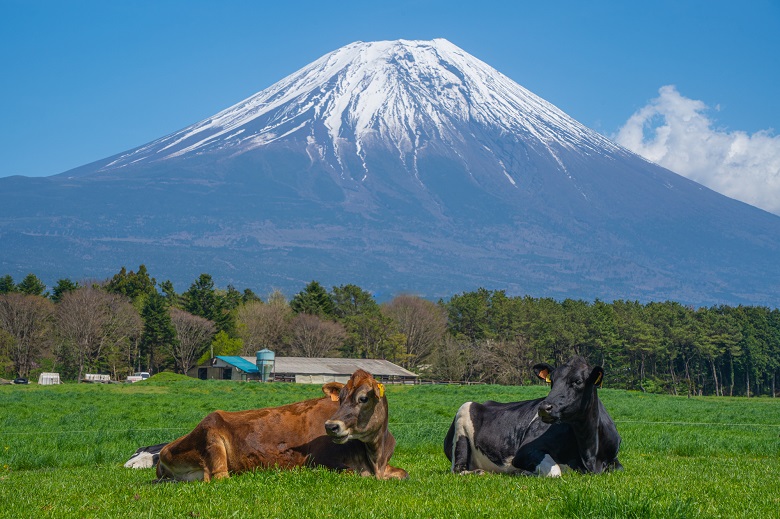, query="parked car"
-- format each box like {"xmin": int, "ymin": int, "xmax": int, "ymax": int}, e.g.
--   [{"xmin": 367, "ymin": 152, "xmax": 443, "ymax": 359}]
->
[{"xmin": 127, "ymin": 372, "xmax": 151, "ymax": 383}]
